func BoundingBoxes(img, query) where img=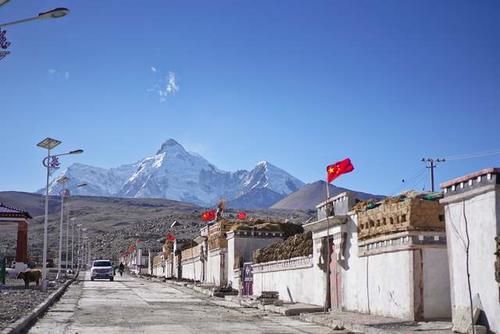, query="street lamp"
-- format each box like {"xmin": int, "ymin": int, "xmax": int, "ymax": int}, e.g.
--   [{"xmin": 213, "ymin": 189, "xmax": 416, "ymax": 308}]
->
[
  {"xmin": 65, "ymin": 183, "xmax": 87, "ymax": 276},
  {"xmin": 56, "ymin": 177, "xmax": 87, "ymax": 280},
  {"xmin": 37, "ymin": 137, "xmax": 83, "ymax": 290},
  {"xmin": 0, "ymin": 7, "xmax": 70, "ymax": 28}
]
